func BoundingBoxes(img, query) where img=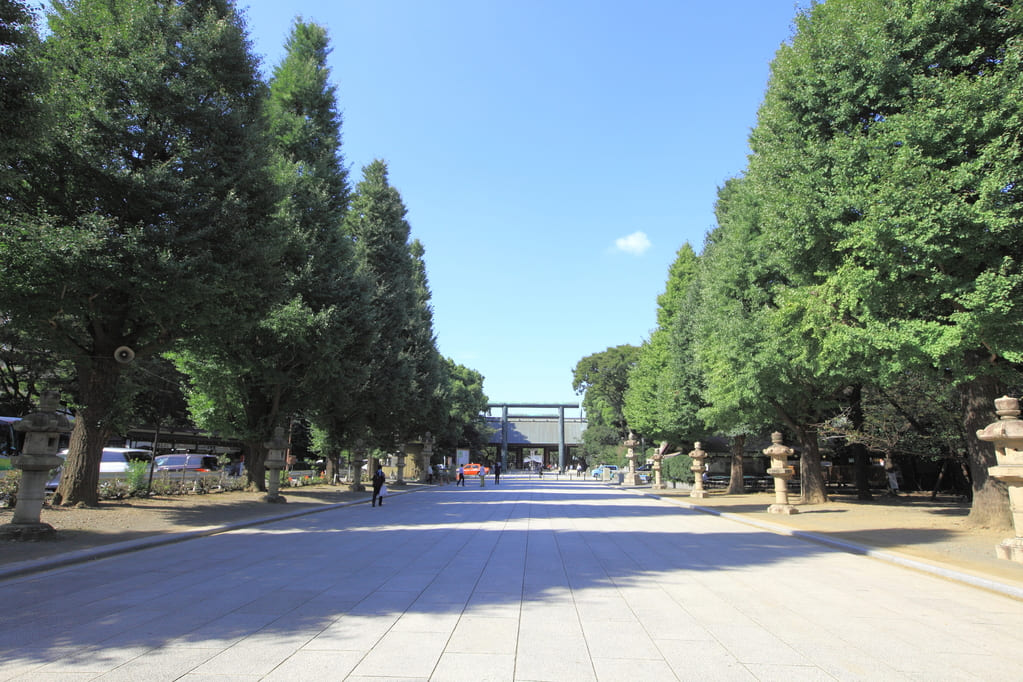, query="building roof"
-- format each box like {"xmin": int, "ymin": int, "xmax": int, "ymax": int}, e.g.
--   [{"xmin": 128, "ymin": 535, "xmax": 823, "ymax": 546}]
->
[{"xmin": 486, "ymin": 416, "xmax": 586, "ymax": 446}]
